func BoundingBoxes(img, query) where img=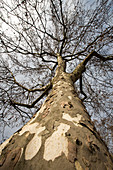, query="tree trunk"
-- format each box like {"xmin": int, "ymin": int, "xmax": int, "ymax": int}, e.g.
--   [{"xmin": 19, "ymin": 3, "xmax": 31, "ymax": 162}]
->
[{"xmin": 0, "ymin": 56, "xmax": 113, "ymax": 170}]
